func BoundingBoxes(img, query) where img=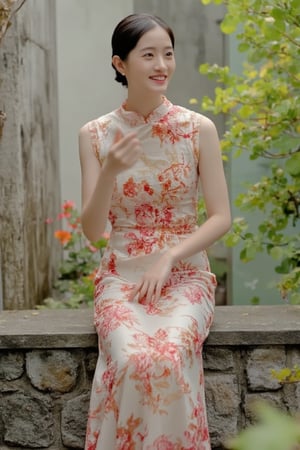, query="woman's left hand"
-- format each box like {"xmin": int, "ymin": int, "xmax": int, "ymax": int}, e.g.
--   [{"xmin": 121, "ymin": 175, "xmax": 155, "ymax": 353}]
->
[{"xmin": 129, "ymin": 251, "xmax": 174, "ymax": 304}]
